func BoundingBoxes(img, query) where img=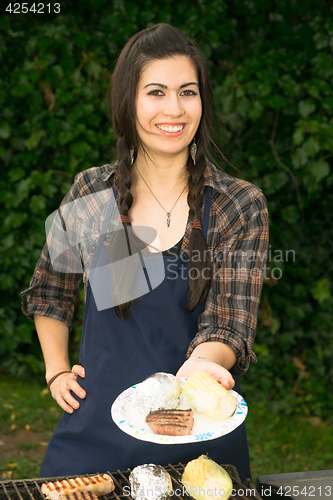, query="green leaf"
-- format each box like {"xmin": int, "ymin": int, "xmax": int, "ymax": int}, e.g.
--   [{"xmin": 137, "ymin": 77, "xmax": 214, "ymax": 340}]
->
[
  {"xmin": 253, "ymin": 343, "xmax": 270, "ymax": 357},
  {"xmin": 309, "ymin": 160, "xmax": 330, "ymax": 182},
  {"xmin": 278, "ymin": 74, "xmax": 301, "ymax": 97},
  {"xmin": 322, "ymin": 97, "xmax": 333, "ymax": 114},
  {"xmin": 299, "ymin": 100, "xmax": 316, "ymax": 118},
  {"xmin": 281, "ymin": 205, "xmax": 299, "ymax": 224},
  {"xmin": 312, "ymin": 279, "xmax": 331, "ymax": 304},
  {"xmin": 292, "ymin": 128, "xmax": 304, "ymax": 146},
  {"xmin": 0, "ymin": 123, "xmax": 11, "ymax": 139},
  {"xmin": 86, "ymin": 61, "xmax": 102, "ymax": 78},
  {"xmin": 71, "ymin": 142, "xmax": 92, "ymax": 156},
  {"xmin": 58, "ymin": 130, "xmax": 74, "ymax": 146},
  {"xmin": 262, "ymin": 171, "xmax": 289, "ymax": 194},
  {"xmin": 293, "ymin": 284, "xmax": 308, "ymax": 299},
  {"xmin": 3, "ymin": 212, "xmax": 28, "ymax": 230},
  {"xmin": 291, "ymin": 148, "xmax": 308, "ymax": 169},
  {"xmin": 73, "ymin": 32, "xmax": 89, "ymax": 47},
  {"xmin": 271, "ymin": 318, "xmax": 280, "ymax": 335},
  {"xmin": 10, "ymin": 84, "xmax": 34, "ymax": 97},
  {"xmin": 287, "ymin": 305, "xmax": 306, "ymax": 321},
  {"xmin": 311, "ymin": 53, "xmax": 333, "ymax": 78},
  {"xmin": 268, "ymin": 95, "xmax": 287, "ymax": 109},
  {"xmin": 304, "ymin": 78, "xmax": 332, "ymax": 99},
  {"xmin": 1, "ymin": 234, "xmax": 14, "ymax": 250},
  {"xmin": 24, "ymin": 130, "xmax": 46, "ymax": 151},
  {"xmin": 236, "ymin": 97, "xmax": 250, "ymax": 116},
  {"xmin": 29, "ymin": 195, "xmax": 47, "ymax": 213},
  {"xmin": 9, "ymin": 168, "xmax": 25, "ymax": 182},
  {"xmin": 256, "ymin": 81, "xmax": 272, "ymax": 97},
  {"xmin": 220, "ymin": 93, "xmax": 234, "ymax": 114},
  {"xmin": 313, "ymin": 32, "xmax": 329, "ymax": 50},
  {"xmin": 249, "ymin": 101, "xmax": 264, "ymax": 120},
  {"xmin": 302, "ymin": 138, "xmax": 320, "ymax": 157}
]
